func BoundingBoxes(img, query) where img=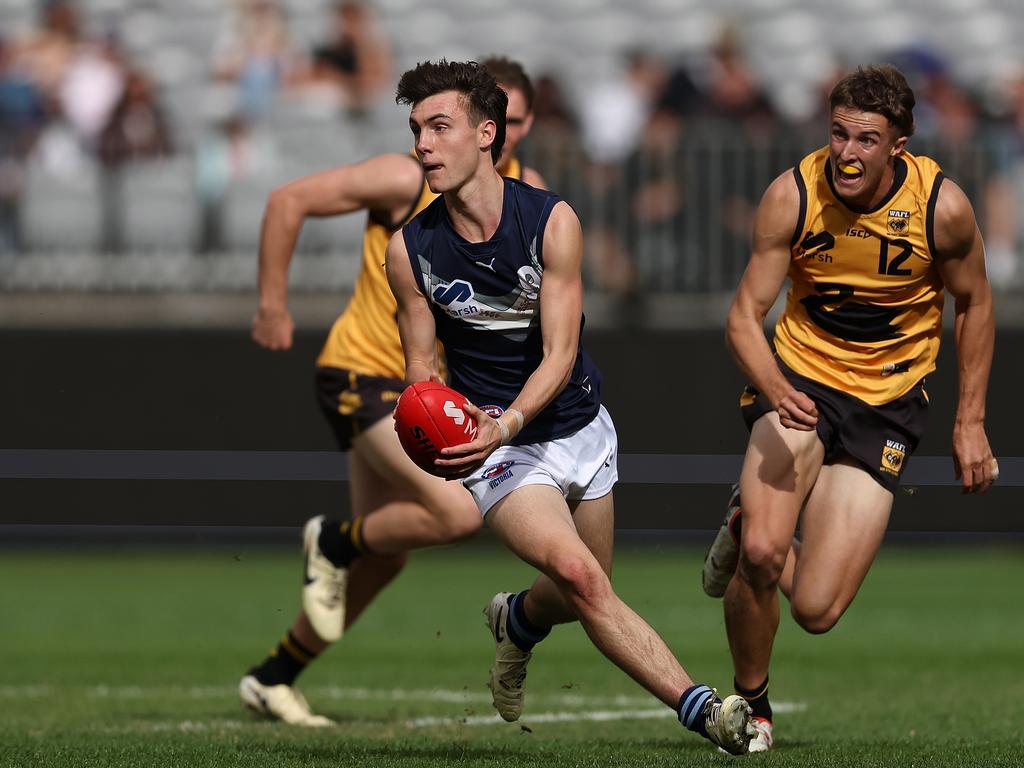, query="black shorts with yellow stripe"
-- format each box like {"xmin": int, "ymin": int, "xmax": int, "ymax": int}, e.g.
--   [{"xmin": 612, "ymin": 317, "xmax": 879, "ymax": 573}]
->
[
  {"xmin": 740, "ymin": 358, "xmax": 929, "ymax": 493},
  {"xmin": 315, "ymin": 367, "xmax": 405, "ymax": 451}
]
